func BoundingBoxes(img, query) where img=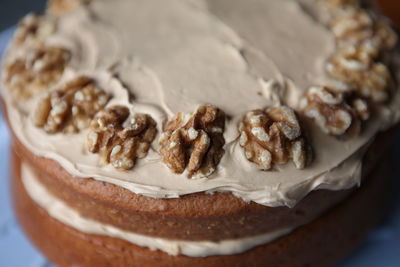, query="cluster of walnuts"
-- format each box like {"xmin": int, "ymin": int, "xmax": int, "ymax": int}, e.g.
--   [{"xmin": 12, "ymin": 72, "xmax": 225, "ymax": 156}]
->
[
  {"xmin": 303, "ymin": 0, "xmax": 397, "ymax": 136},
  {"xmin": 159, "ymin": 104, "xmax": 312, "ymax": 173},
  {"xmin": 7, "ymin": 12, "xmax": 313, "ymax": 174},
  {"xmin": 7, "ymin": 3, "xmax": 161, "ymax": 173},
  {"xmin": 5, "ymin": 0, "xmax": 399, "ymax": 175},
  {"xmin": 5, "ymin": 1, "xmax": 97, "ymax": 101}
]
